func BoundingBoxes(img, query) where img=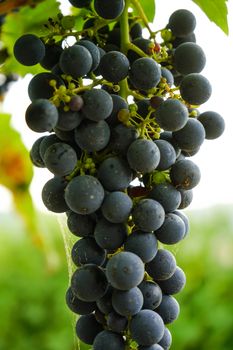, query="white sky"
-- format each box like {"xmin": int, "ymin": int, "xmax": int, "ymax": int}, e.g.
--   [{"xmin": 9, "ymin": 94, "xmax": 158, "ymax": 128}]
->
[{"xmin": 1, "ymin": 0, "xmax": 233, "ymax": 212}]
